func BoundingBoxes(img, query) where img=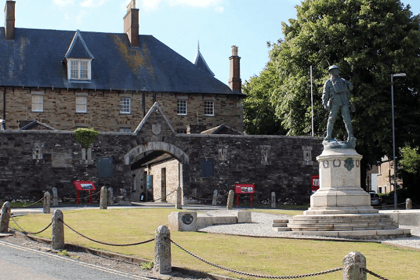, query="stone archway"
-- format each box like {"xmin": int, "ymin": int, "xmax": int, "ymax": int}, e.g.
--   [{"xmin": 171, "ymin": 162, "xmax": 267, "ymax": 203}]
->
[
  {"xmin": 124, "ymin": 142, "xmax": 189, "ymax": 204},
  {"xmin": 124, "ymin": 142, "xmax": 189, "ymax": 165}
]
